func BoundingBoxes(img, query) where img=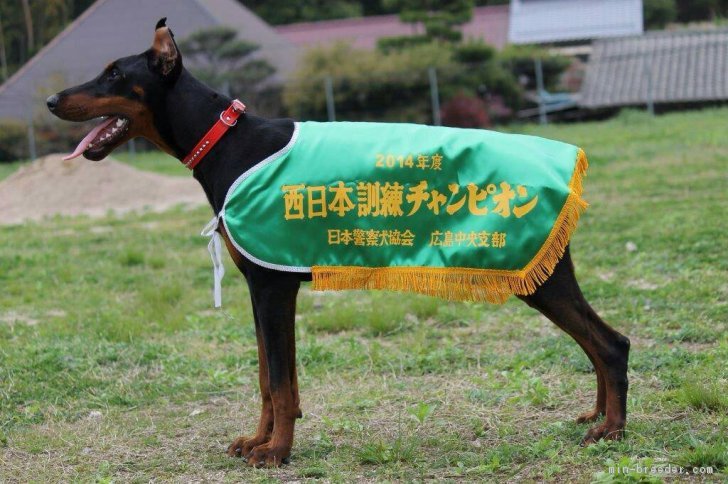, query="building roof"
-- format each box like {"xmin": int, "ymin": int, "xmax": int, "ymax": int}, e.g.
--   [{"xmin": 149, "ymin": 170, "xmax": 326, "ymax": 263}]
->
[
  {"xmin": 508, "ymin": 0, "xmax": 643, "ymax": 44},
  {"xmin": 275, "ymin": 5, "xmax": 510, "ymax": 51},
  {"xmin": 580, "ymin": 29, "xmax": 728, "ymax": 108},
  {"xmin": 0, "ymin": 0, "xmax": 297, "ymax": 121}
]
